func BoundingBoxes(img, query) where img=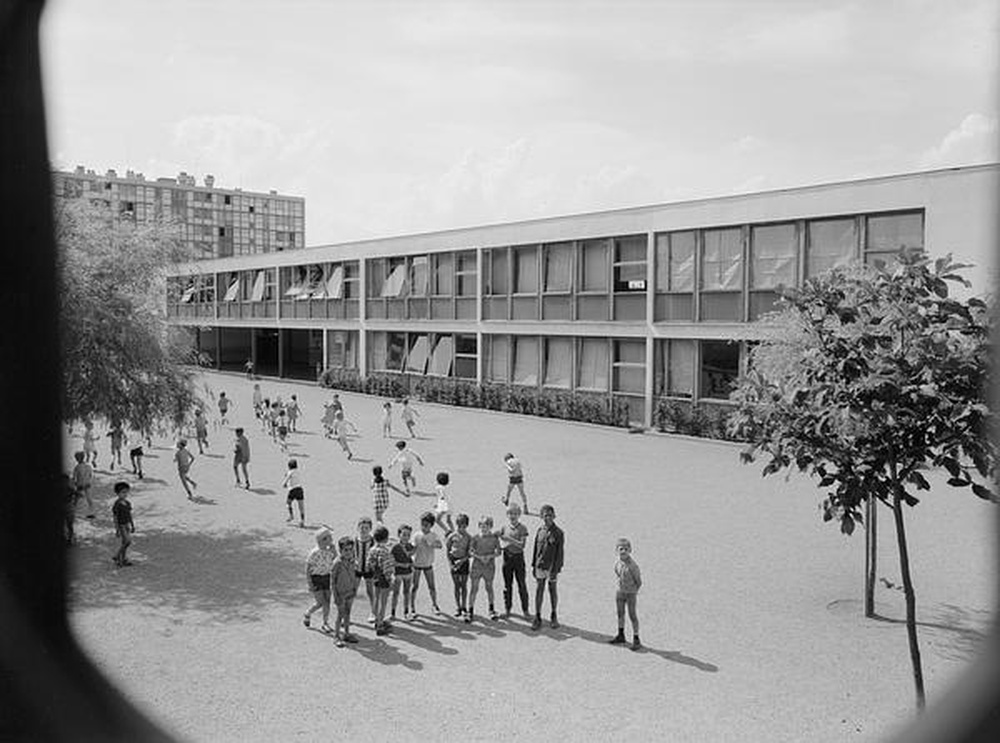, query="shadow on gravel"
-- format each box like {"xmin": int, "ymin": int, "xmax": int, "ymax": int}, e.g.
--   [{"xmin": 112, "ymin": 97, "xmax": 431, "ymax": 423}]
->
[
  {"xmin": 871, "ymin": 603, "xmax": 991, "ymax": 662},
  {"xmin": 68, "ymin": 527, "xmax": 303, "ymax": 622}
]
